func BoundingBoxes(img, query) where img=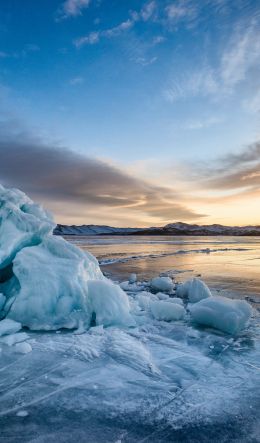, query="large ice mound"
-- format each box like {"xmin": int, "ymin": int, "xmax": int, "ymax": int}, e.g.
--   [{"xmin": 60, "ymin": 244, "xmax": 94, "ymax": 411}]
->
[
  {"xmin": 0, "ymin": 185, "xmax": 131, "ymax": 330},
  {"xmin": 190, "ymin": 295, "xmax": 252, "ymax": 334}
]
